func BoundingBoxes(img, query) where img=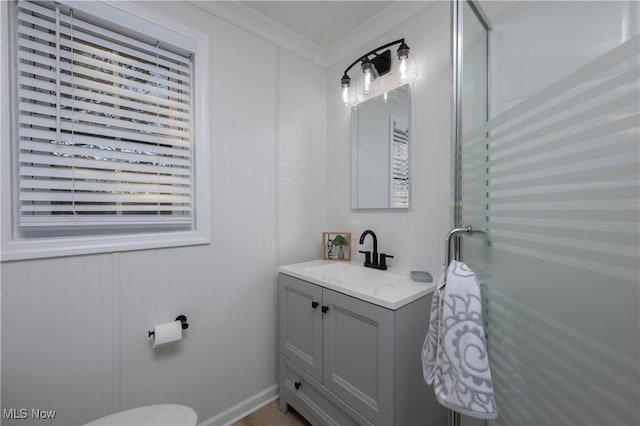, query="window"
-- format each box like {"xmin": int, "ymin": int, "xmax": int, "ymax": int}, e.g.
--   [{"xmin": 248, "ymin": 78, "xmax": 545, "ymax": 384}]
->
[{"xmin": 1, "ymin": 1, "xmax": 210, "ymax": 260}]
